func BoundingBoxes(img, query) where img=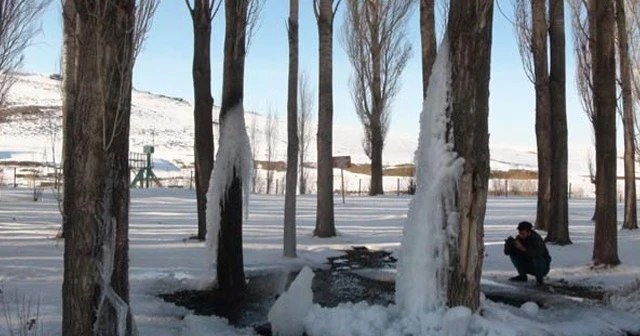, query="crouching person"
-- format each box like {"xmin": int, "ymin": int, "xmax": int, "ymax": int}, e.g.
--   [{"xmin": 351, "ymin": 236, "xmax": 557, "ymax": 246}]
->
[{"xmin": 504, "ymin": 221, "xmax": 551, "ymax": 285}]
